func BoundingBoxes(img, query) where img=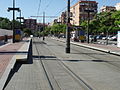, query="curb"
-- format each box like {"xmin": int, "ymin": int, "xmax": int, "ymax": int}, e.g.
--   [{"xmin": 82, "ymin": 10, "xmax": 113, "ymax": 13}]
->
[
  {"xmin": 110, "ymin": 51, "xmax": 120, "ymax": 56},
  {"xmin": 52, "ymin": 37, "xmax": 120, "ymax": 56},
  {"xmin": 16, "ymin": 38, "xmax": 31, "ymax": 61},
  {"xmin": 71, "ymin": 42, "xmax": 110, "ymax": 53}
]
